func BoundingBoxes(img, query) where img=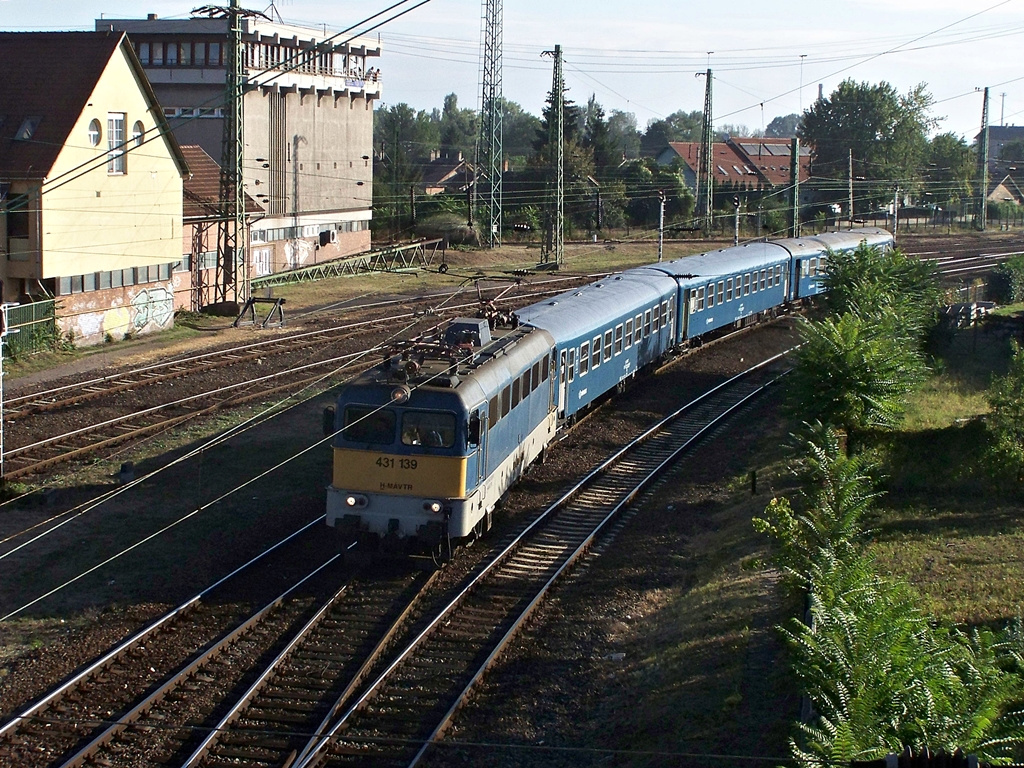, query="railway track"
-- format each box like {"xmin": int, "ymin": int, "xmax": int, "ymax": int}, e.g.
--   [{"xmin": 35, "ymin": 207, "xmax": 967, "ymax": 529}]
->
[{"xmin": 286, "ymin": 354, "xmax": 790, "ymax": 768}]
